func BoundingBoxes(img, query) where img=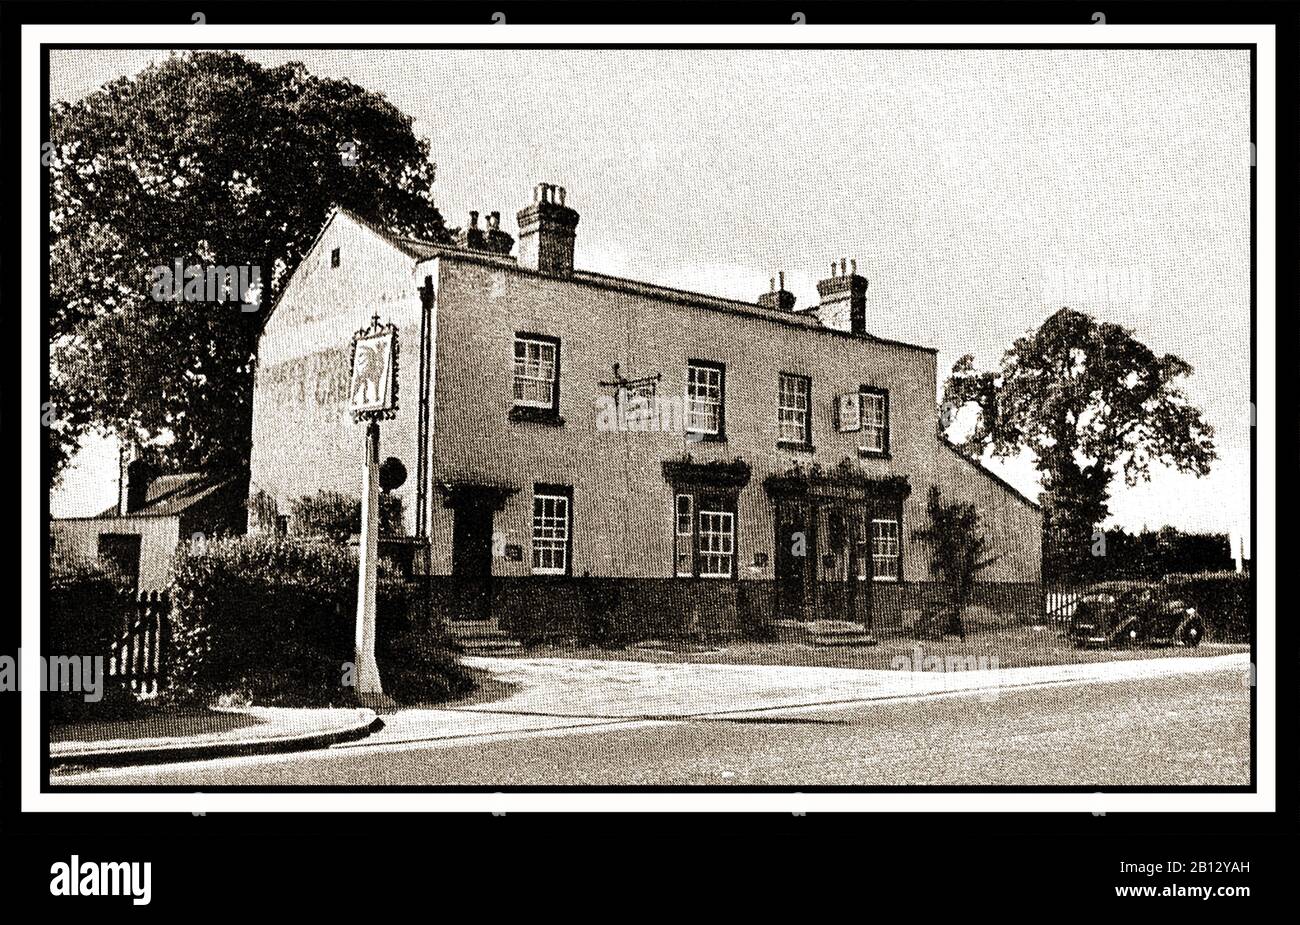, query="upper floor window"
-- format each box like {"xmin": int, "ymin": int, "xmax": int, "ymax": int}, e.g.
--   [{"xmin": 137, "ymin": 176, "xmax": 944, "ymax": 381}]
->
[
  {"xmin": 778, "ymin": 373, "xmax": 812, "ymax": 447},
  {"xmin": 687, "ymin": 360, "xmax": 725, "ymax": 439},
  {"xmin": 513, "ymin": 334, "xmax": 560, "ymax": 409},
  {"xmin": 330, "ymin": 247, "xmax": 341, "ymax": 268},
  {"xmin": 532, "ymin": 486, "xmax": 571, "ymax": 575},
  {"xmin": 860, "ymin": 387, "xmax": 889, "ymax": 455}
]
